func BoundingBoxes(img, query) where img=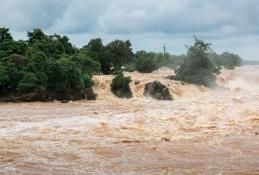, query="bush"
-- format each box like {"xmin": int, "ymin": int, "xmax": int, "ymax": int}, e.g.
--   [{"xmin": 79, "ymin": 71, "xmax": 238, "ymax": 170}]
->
[
  {"xmin": 209, "ymin": 52, "xmax": 242, "ymax": 68},
  {"xmin": 136, "ymin": 56, "xmax": 157, "ymax": 73},
  {"xmin": 175, "ymin": 38, "xmax": 219, "ymax": 87},
  {"xmin": 80, "ymin": 56, "xmax": 101, "ymax": 75},
  {"xmin": 81, "ymin": 74, "xmax": 94, "ymax": 88},
  {"xmin": 176, "ymin": 68, "xmax": 217, "ymax": 87},
  {"xmin": 0, "ymin": 65, "xmax": 9, "ymax": 92},
  {"xmin": 110, "ymin": 73, "xmax": 132, "ymax": 98},
  {"xmin": 0, "ymin": 28, "xmax": 98, "ymax": 101},
  {"xmin": 46, "ymin": 58, "xmax": 95, "ymax": 101},
  {"xmin": 17, "ymin": 71, "xmax": 47, "ymax": 95},
  {"xmin": 124, "ymin": 63, "xmax": 136, "ymax": 72},
  {"xmin": 48, "ymin": 58, "xmax": 84, "ymax": 93}
]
